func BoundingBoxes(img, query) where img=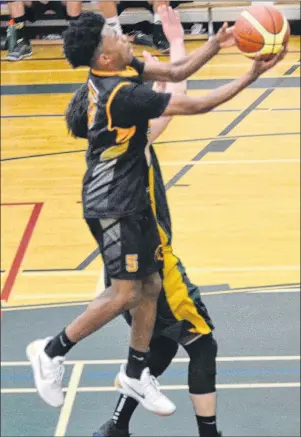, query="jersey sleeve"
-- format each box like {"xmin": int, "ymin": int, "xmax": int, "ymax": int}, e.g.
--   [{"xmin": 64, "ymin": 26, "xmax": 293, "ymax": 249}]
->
[
  {"xmin": 109, "ymin": 83, "xmax": 171, "ymax": 127},
  {"xmin": 129, "ymin": 57, "xmax": 145, "ymax": 76}
]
